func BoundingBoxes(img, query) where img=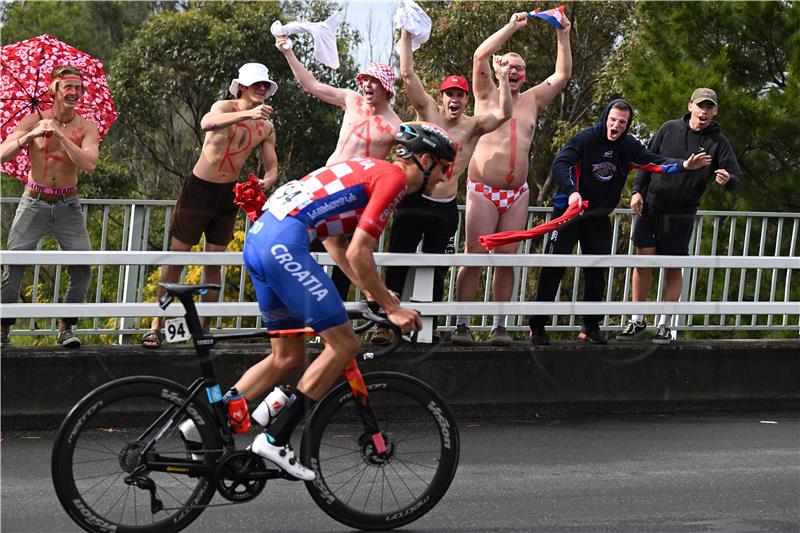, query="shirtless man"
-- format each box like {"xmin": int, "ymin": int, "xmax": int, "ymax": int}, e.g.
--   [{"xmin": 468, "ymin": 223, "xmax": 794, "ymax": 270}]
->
[
  {"xmin": 370, "ymin": 29, "xmax": 512, "ymax": 345},
  {"xmin": 453, "ymin": 11, "xmax": 572, "ymax": 346},
  {"xmin": 276, "ymin": 35, "xmax": 402, "ymax": 299},
  {"xmin": 142, "ymin": 63, "xmax": 278, "ymax": 348},
  {"xmin": 0, "ymin": 65, "xmax": 99, "ymax": 348}
]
